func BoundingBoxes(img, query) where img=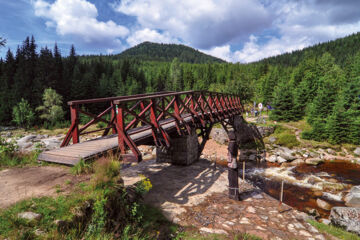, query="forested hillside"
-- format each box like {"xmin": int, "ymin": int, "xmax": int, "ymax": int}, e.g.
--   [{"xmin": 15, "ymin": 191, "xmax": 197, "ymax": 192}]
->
[
  {"xmin": 82, "ymin": 42, "xmax": 226, "ymax": 63},
  {"xmin": 1, "ymin": 33, "xmax": 360, "ymax": 145}
]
